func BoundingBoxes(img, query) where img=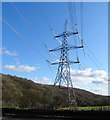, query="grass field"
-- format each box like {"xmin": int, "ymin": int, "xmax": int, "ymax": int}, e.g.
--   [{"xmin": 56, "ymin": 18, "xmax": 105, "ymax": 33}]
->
[
  {"xmin": 58, "ymin": 106, "xmax": 110, "ymax": 111},
  {"xmin": 2, "ymin": 108, "xmax": 110, "ymax": 120}
]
